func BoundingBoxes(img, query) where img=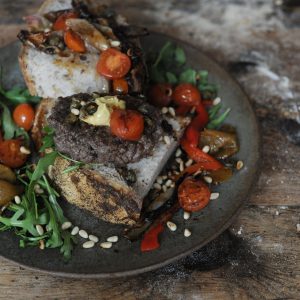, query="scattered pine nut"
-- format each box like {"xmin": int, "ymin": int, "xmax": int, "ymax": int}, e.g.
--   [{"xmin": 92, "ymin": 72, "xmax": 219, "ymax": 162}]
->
[
  {"xmin": 165, "ymin": 179, "xmax": 173, "ymax": 187},
  {"xmin": 71, "ymin": 226, "xmax": 79, "ymax": 236},
  {"xmin": 236, "ymin": 160, "xmax": 244, "ymax": 170},
  {"xmin": 162, "ymin": 185, "xmax": 168, "ymax": 192},
  {"xmin": 20, "ymin": 146, "xmax": 31, "ymax": 155},
  {"xmin": 110, "ymin": 40, "xmax": 121, "ymax": 47},
  {"xmin": 39, "ymin": 240, "xmax": 45, "ymax": 250},
  {"xmin": 61, "ymin": 221, "xmax": 72, "ymax": 230},
  {"xmin": 107, "ymin": 236, "xmax": 118, "ymax": 243},
  {"xmin": 185, "ymin": 159, "xmax": 193, "ymax": 167},
  {"xmin": 89, "ymin": 235, "xmax": 99, "ymax": 243},
  {"xmin": 202, "ymin": 145, "xmax": 210, "ymax": 153},
  {"xmin": 183, "ymin": 211, "xmax": 191, "ymax": 220},
  {"xmin": 210, "ymin": 192, "xmax": 220, "ymax": 200},
  {"xmin": 204, "ymin": 176, "xmax": 213, "ymax": 184},
  {"xmin": 154, "ymin": 183, "xmax": 162, "ymax": 190},
  {"xmin": 79, "ymin": 229, "xmax": 88, "ymax": 239},
  {"xmin": 100, "ymin": 242, "xmax": 112, "ymax": 249},
  {"xmin": 156, "ymin": 177, "xmax": 163, "ymax": 184},
  {"xmin": 83, "ymin": 241, "xmax": 95, "ymax": 249},
  {"xmin": 184, "ymin": 229, "xmax": 192, "ymax": 237},
  {"xmin": 164, "ymin": 136, "xmax": 171, "ymax": 145},
  {"xmin": 213, "ymin": 97, "xmax": 221, "ymax": 106},
  {"xmin": 161, "ymin": 107, "xmax": 168, "ymax": 114},
  {"xmin": 14, "ymin": 195, "xmax": 21, "ymax": 205},
  {"xmin": 168, "ymin": 107, "xmax": 176, "ymax": 117},
  {"xmin": 36, "ymin": 225, "xmax": 44, "ymax": 236},
  {"xmin": 167, "ymin": 221, "xmax": 177, "ymax": 231},
  {"xmin": 179, "ymin": 162, "xmax": 184, "ymax": 172},
  {"xmin": 175, "ymin": 149, "xmax": 182, "ymax": 157}
]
